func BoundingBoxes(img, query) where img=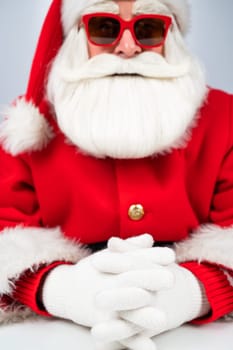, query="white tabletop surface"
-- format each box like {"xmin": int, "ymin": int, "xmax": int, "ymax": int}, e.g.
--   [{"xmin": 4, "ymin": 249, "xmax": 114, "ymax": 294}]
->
[{"xmin": 0, "ymin": 318, "xmax": 233, "ymax": 350}]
